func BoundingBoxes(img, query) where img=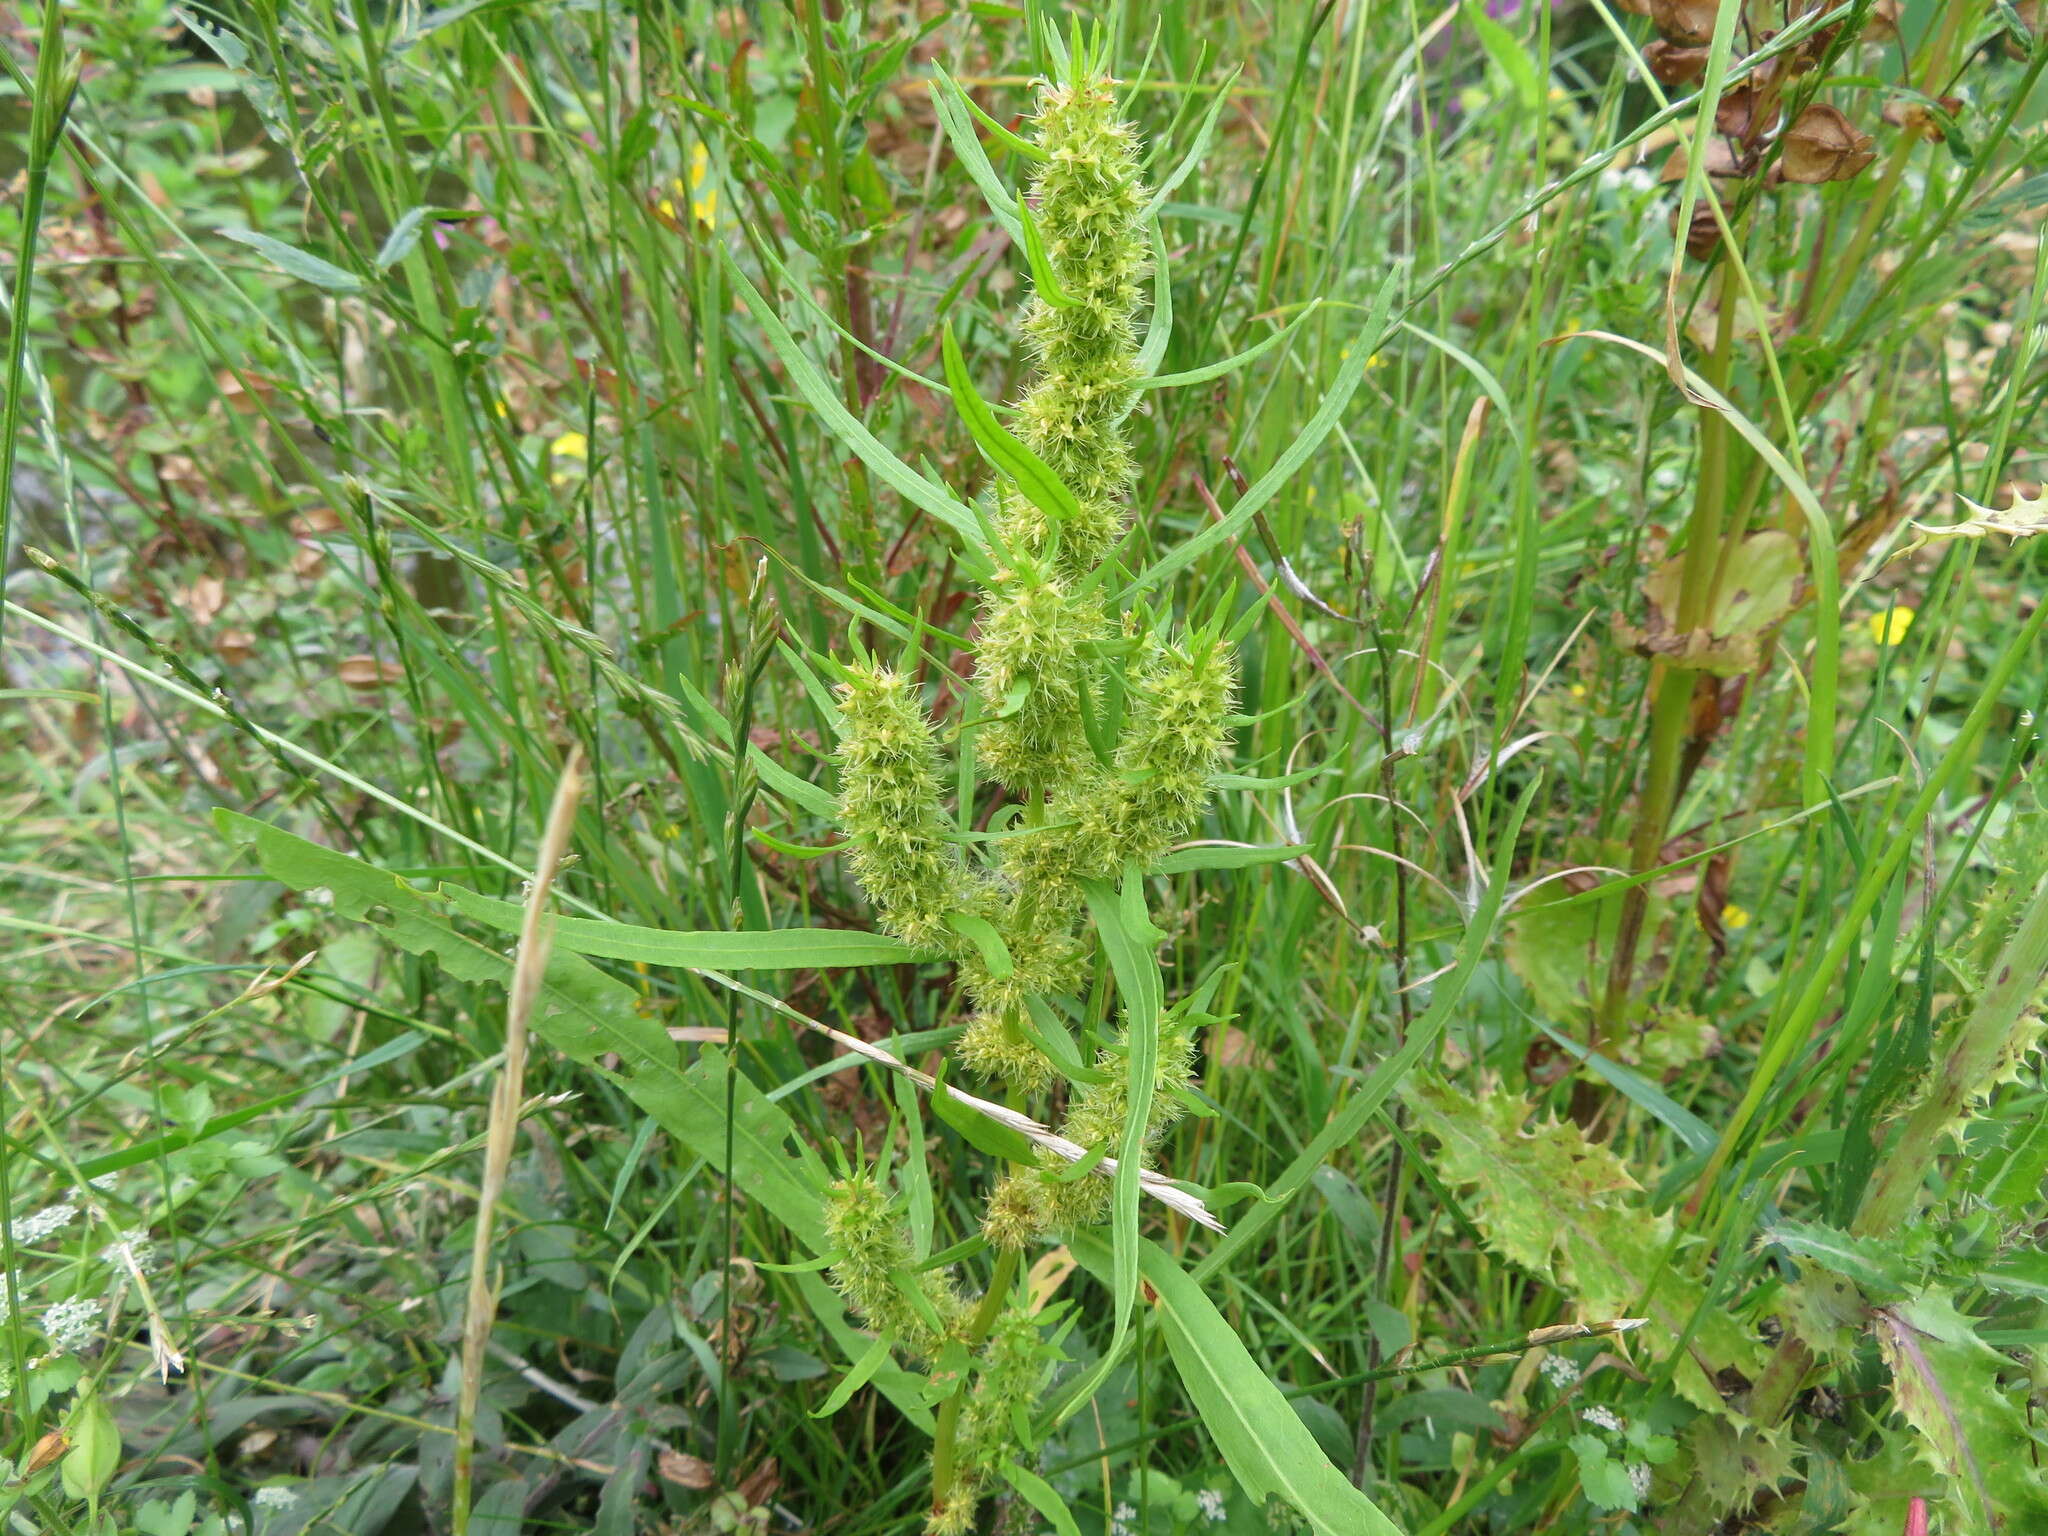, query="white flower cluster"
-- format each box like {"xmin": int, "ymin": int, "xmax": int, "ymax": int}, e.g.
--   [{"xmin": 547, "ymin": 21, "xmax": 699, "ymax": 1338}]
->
[
  {"xmin": 12, "ymin": 1203, "xmax": 78, "ymax": 1243},
  {"xmin": 254, "ymin": 1486, "xmax": 300, "ymax": 1512},
  {"xmin": 1580, "ymin": 1404, "xmax": 1625, "ymax": 1434},
  {"xmin": 1627, "ymin": 1461, "xmax": 1653, "ymax": 1499},
  {"xmin": 1195, "ymin": 1487, "xmax": 1228, "ymax": 1523},
  {"xmin": 1110, "ymin": 1501, "xmax": 1138, "ymax": 1536},
  {"xmin": 101, "ymin": 1228, "xmax": 159, "ymax": 1276},
  {"xmin": 1540, "ymin": 1352, "xmax": 1580, "ymax": 1390},
  {"xmin": 43, "ymin": 1297, "xmax": 100, "ymax": 1353}
]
